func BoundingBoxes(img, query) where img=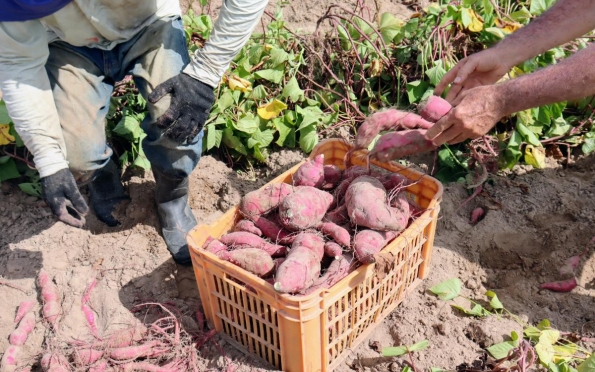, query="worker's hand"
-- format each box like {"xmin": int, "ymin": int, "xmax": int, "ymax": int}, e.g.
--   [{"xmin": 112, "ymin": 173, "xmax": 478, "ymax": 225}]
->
[
  {"xmin": 40, "ymin": 168, "xmax": 89, "ymax": 228},
  {"xmin": 435, "ymin": 48, "xmax": 513, "ymax": 103},
  {"xmin": 425, "ymin": 85, "xmax": 506, "ymax": 146},
  {"xmin": 148, "ymin": 73, "xmax": 215, "ymax": 144}
]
